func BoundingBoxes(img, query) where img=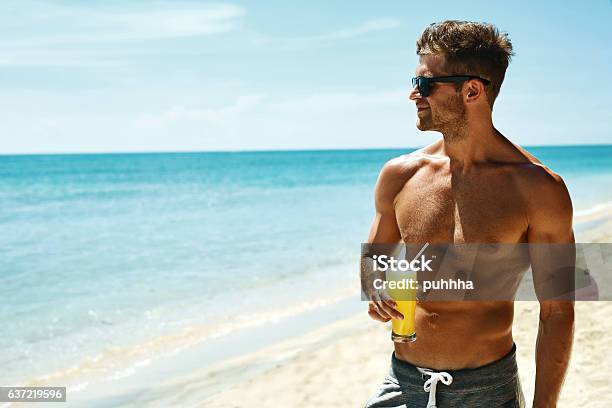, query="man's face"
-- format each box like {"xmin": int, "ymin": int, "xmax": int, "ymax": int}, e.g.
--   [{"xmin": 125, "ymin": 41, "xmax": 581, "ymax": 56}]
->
[{"xmin": 410, "ymin": 55, "xmax": 466, "ymax": 134}]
